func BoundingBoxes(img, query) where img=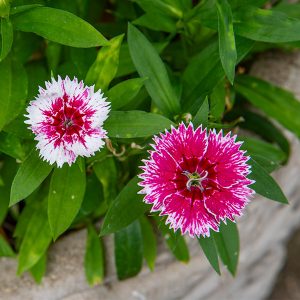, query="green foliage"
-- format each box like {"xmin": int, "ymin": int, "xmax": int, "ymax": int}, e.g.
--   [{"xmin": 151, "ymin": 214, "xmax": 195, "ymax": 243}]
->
[{"xmin": 0, "ymin": 0, "xmax": 300, "ymax": 285}]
